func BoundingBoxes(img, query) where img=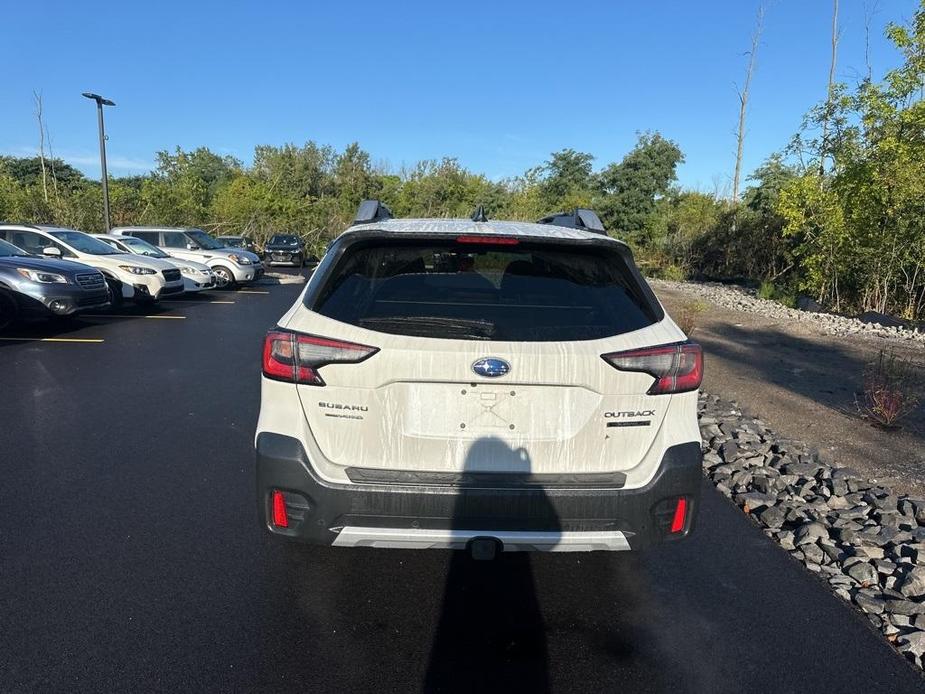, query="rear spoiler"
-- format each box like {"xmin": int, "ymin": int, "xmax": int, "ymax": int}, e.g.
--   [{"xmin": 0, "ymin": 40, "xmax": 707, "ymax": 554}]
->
[
  {"xmin": 537, "ymin": 208, "xmax": 606, "ymax": 234},
  {"xmin": 354, "ymin": 200, "xmax": 393, "ymax": 224}
]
